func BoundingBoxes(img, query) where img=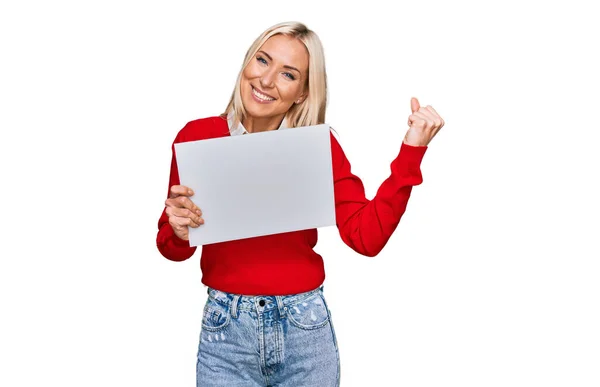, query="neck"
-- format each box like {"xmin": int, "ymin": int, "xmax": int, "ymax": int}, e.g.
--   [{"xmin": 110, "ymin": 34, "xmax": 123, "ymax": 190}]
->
[{"xmin": 243, "ymin": 115, "xmax": 284, "ymax": 133}]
